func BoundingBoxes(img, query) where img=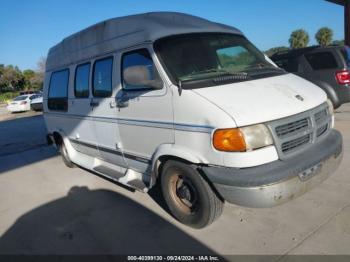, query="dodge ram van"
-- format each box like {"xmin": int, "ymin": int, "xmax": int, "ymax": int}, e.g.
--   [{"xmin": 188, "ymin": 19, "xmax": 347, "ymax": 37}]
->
[{"xmin": 44, "ymin": 12, "xmax": 343, "ymax": 228}]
